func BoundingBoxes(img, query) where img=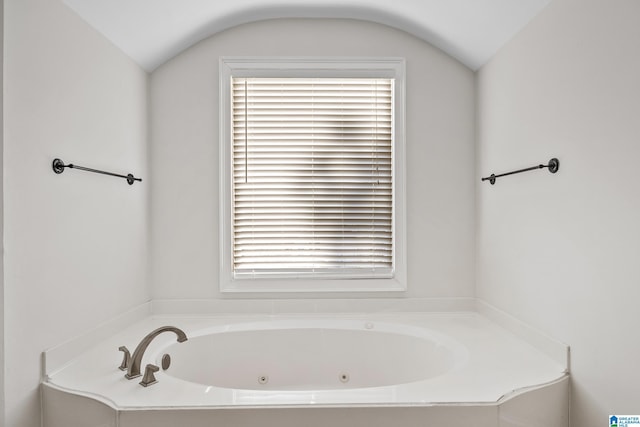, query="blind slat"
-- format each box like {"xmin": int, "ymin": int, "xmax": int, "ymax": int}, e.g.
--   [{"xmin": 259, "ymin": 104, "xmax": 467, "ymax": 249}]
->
[{"xmin": 232, "ymin": 77, "xmax": 393, "ymax": 276}]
